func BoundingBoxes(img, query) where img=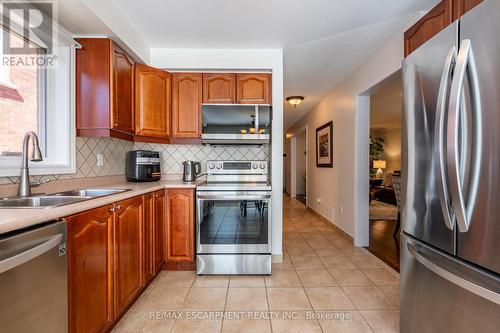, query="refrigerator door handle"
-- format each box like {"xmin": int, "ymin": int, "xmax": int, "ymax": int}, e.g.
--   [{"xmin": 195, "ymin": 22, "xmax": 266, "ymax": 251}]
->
[
  {"xmin": 407, "ymin": 241, "xmax": 500, "ymax": 306},
  {"xmin": 435, "ymin": 46, "xmax": 457, "ymax": 230},
  {"xmin": 447, "ymin": 39, "xmax": 483, "ymax": 233}
]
